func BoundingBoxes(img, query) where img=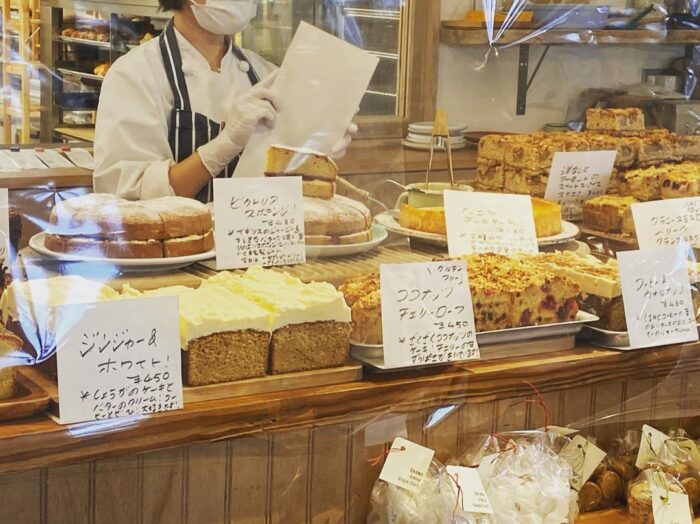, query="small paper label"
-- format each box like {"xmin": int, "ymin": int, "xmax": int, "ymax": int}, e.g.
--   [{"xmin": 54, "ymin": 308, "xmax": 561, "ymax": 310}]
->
[
  {"xmin": 632, "ymin": 197, "xmax": 700, "ymax": 250},
  {"xmin": 444, "ymin": 191, "xmax": 538, "ymax": 257},
  {"xmin": 379, "ymin": 260, "xmax": 479, "ymax": 368},
  {"xmin": 62, "ymin": 148, "xmax": 94, "ymax": 170},
  {"xmin": 561, "ymin": 435, "xmax": 607, "ymax": 491},
  {"xmin": 545, "ymin": 150, "xmax": 616, "ymax": 220},
  {"xmin": 364, "ymin": 414, "xmax": 408, "ymax": 447},
  {"xmin": 379, "ymin": 437, "xmax": 434, "ymax": 494},
  {"xmin": 56, "ymin": 296, "xmax": 183, "ymax": 425},
  {"xmin": 670, "ymin": 438, "xmax": 700, "ymax": 471},
  {"xmin": 213, "ymin": 177, "xmax": 306, "ymax": 270},
  {"xmin": 652, "ymin": 488, "xmax": 693, "ymax": 524},
  {"xmin": 446, "ymin": 465, "xmax": 494, "ymax": 514},
  {"xmin": 618, "ymin": 247, "xmax": 699, "ymax": 349},
  {"xmin": 637, "ymin": 425, "xmax": 670, "ymax": 469},
  {"xmin": 5, "ymin": 149, "xmax": 47, "ymax": 169},
  {"xmin": 35, "ymin": 149, "xmax": 75, "ymax": 168},
  {"xmin": 478, "ymin": 453, "xmax": 500, "ymax": 483}
]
